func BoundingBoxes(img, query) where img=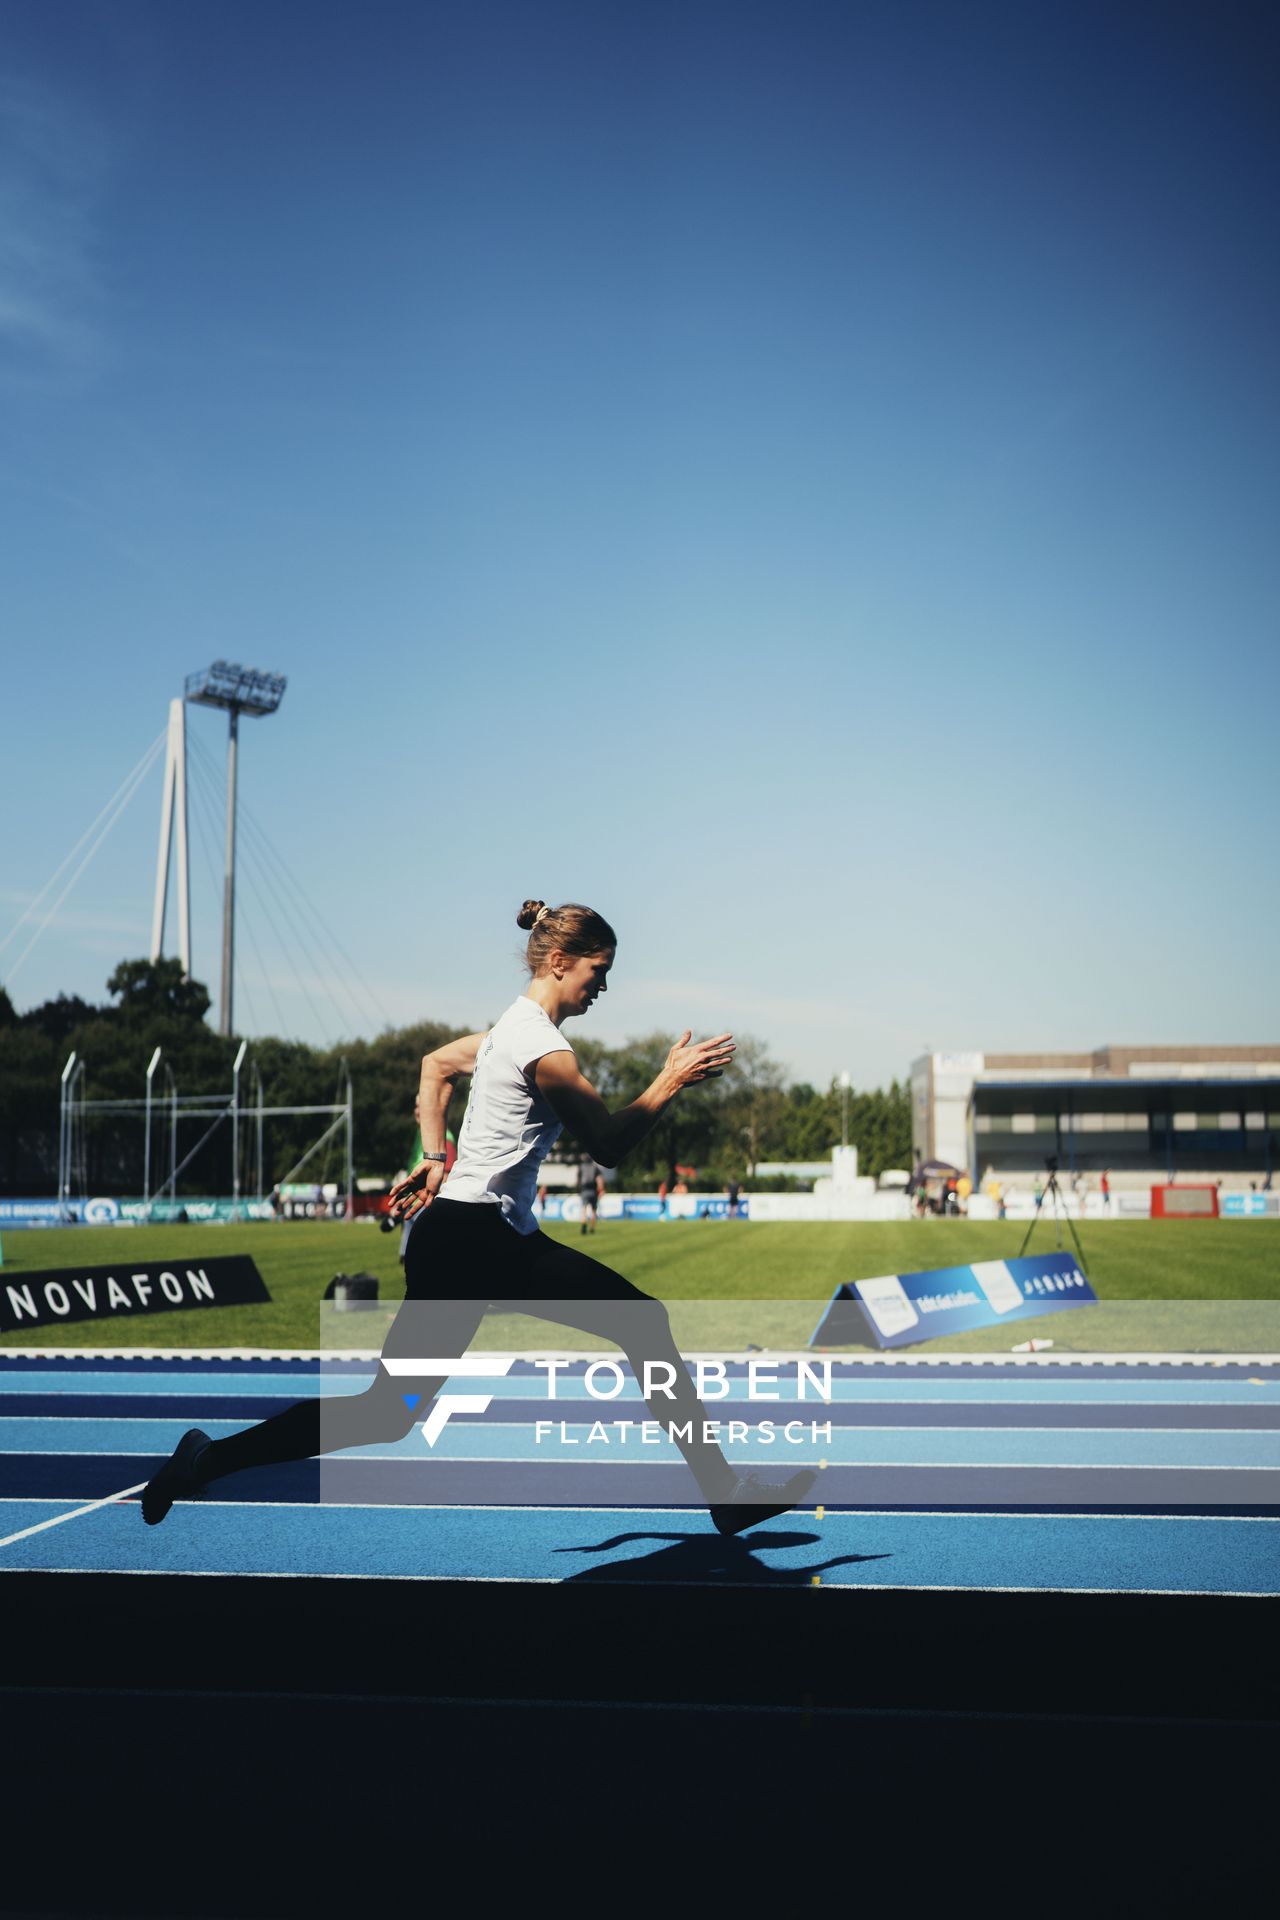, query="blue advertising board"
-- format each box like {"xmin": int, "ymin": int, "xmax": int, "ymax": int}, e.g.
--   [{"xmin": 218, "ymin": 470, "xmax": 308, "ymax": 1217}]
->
[
  {"xmin": 810, "ymin": 1253, "xmax": 1097, "ymax": 1349},
  {"xmin": 0, "ymin": 1196, "xmax": 273, "ymax": 1227}
]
